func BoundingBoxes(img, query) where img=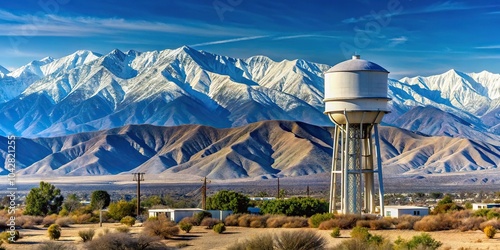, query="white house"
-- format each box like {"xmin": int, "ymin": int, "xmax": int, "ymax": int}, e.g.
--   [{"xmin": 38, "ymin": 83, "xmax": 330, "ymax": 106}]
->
[
  {"xmin": 148, "ymin": 208, "xmax": 204, "ymax": 223},
  {"xmin": 472, "ymin": 203, "xmax": 500, "ymax": 210},
  {"xmin": 148, "ymin": 208, "xmax": 232, "ymax": 223},
  {"xmin": 384, "ymin": 206, "xmax": 429, "ymax": 218}
]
